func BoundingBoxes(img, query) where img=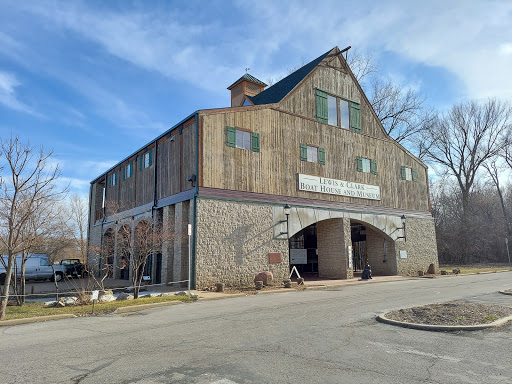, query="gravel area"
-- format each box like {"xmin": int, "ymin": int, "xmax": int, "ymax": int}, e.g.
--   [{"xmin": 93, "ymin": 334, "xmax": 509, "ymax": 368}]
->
[{"xmin": 386, "ymin": 302, "xmax": 512, "ymax": 326}]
